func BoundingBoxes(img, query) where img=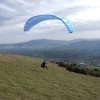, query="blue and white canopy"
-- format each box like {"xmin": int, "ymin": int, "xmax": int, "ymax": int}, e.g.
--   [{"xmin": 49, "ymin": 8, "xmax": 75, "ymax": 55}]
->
[{"xmin": 24, "ymin": 14, "xmax": 74, "ymax": 33}]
